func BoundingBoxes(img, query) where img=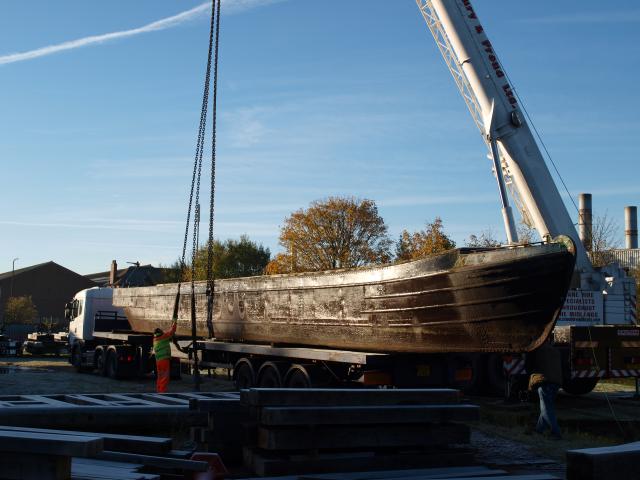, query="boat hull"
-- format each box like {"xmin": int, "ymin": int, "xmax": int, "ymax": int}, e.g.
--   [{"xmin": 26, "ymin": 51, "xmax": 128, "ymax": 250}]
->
[{"xmin": 113, "ymin": 242, "xmax": 575, "ymax": 353}]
